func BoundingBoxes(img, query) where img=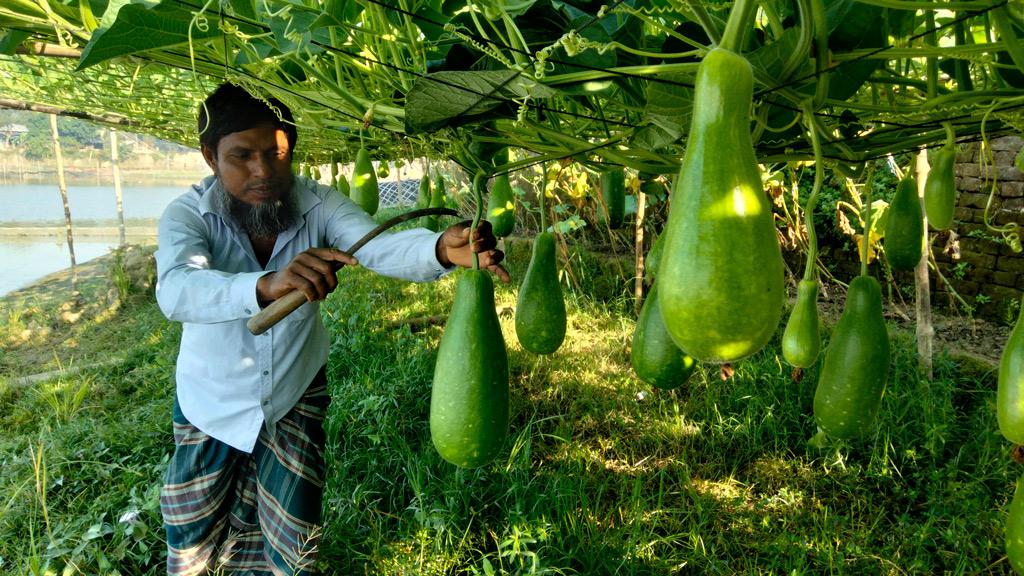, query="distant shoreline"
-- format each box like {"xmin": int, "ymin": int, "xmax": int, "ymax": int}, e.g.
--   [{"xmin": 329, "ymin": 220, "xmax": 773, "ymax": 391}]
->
[{"xmin": 0, "ymin": 223, "xmax": 158, "ymax": 240}]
